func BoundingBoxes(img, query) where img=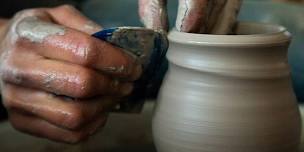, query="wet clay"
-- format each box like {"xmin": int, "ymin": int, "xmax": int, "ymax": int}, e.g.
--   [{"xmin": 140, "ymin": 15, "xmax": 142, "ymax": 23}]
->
[
  {"xmin": 16, "ymin": 16, "xmax": 65, "ymax": 43},
  {"xmin": 153, "ymin": 23, "xmax": 301, "ymax": 152}
]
